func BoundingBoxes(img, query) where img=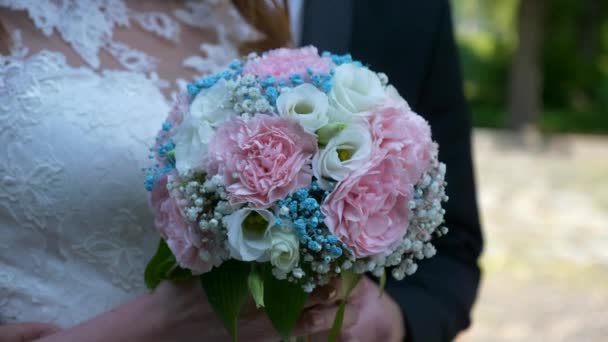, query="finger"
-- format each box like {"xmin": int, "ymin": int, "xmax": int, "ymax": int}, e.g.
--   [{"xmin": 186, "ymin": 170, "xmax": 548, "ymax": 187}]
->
[
  {"xmin": 293, "ymin": 302, "xmax": 360, "ymax": 337},
  {"xmin": 346, "ymin": 277, "xmax": 371, "ymax": 304},
  {"xmin": 0, "ymin": 322, "xmax": 62, "ymax": 341},
  {"xmin": 238, "ymin": 309, "xmax": 280, "ymax": 341},
  {"xmin": 304, "ymin": 285, "xmax": 339, "ymax": 308},
  {"xmin": 306, "ymin": 276, "xmax": 344, "ymax": 308},
  {"xmin": 339, "ymin": 330, "xmax": 362, "ymax": 342},
  {"xmin": 307, "ymin": 331, "xmax": 360, "ymax": 342}
]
